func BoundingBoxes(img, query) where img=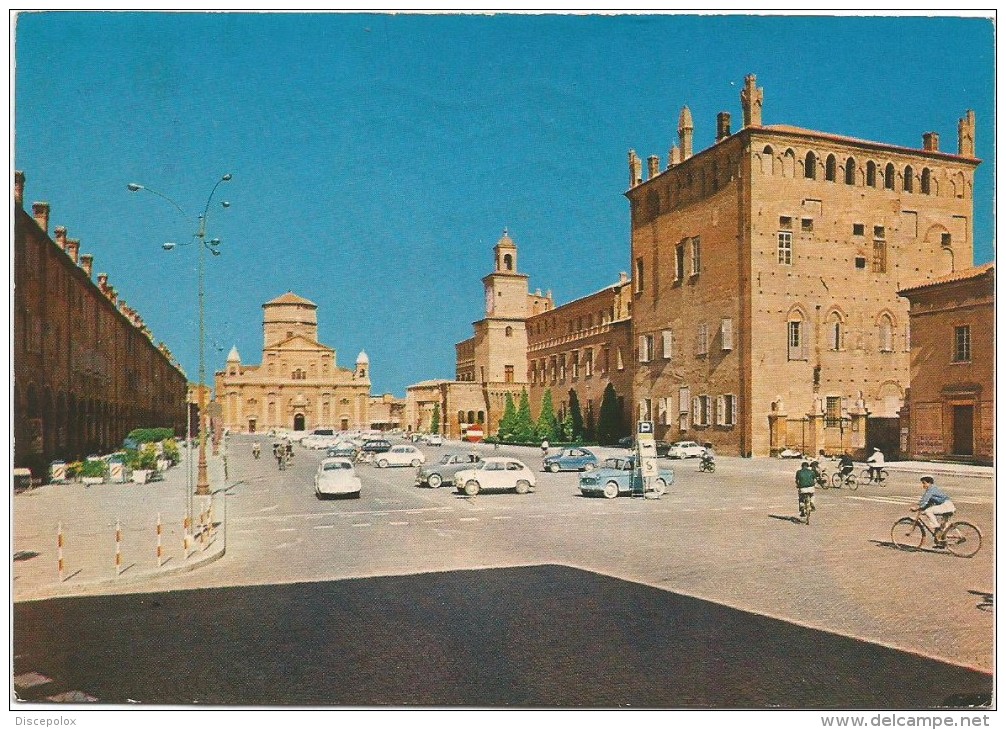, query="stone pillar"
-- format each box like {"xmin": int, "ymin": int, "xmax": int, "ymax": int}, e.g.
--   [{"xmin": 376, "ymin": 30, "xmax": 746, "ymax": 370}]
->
[
  {"xmin": 678, "ymin": 106, "xmax": 694, "ymax": 160},
  {"xmin": 806, "ymin": 412, "xmax": 825, "ymax": 458},
  {"xmin": 768, "ymin": 402, "xmax": 788, "ymax": 456},
  {"xmin": 628, "ymin": 150, "xmax": 642, "ymax": 188}
]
